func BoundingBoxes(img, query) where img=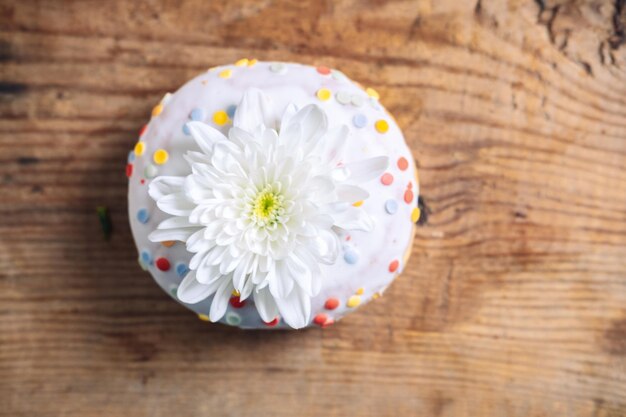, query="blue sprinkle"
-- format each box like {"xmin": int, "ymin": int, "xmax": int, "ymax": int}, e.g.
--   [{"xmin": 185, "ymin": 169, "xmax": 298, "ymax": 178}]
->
[
  {"xmin": 182, "ymin": 123, "xmax": 191, "ymax": 135},
  {"xmin": 352, "ymin": 113, "xmax": 367, "ymax": 129},
  {"xmin": 127, "ymin": 151, "xmax": 135, "ymax": 162},
  {"xmin": 176, "ymin": 263, "xmax": 189, "ymax": 278},
  {"xmin": 136, "ymin": 208, "xmax": 149, "ymax": 224},
  {"xmin": 226, "ymin": 104, "xmax": 237, "ymax": 118},
  {"xmin": 140, "ymin": 250, "xmax": 152, "ymax": 265},
  {"xmin": 343, "ymin": 248, "xmax": 359, "ymax": 265},
  {"xmin": 190, "ymin": 108, "xmax": 205, "ymax": 121},
  {"xmin": 385, "ymin": 199, "xmax": 398, "ymax": 215}
]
